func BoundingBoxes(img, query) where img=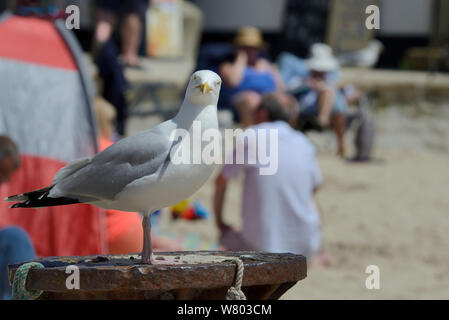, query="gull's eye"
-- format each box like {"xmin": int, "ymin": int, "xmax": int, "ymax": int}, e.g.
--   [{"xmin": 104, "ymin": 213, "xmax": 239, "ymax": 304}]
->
[
  {"xmin": 216, "ymin": 80, "xmax": 221, "ymax": 86},
  {"xmin": 193, "ymin": 75, "xmax": 198, "ymax": 81}
]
